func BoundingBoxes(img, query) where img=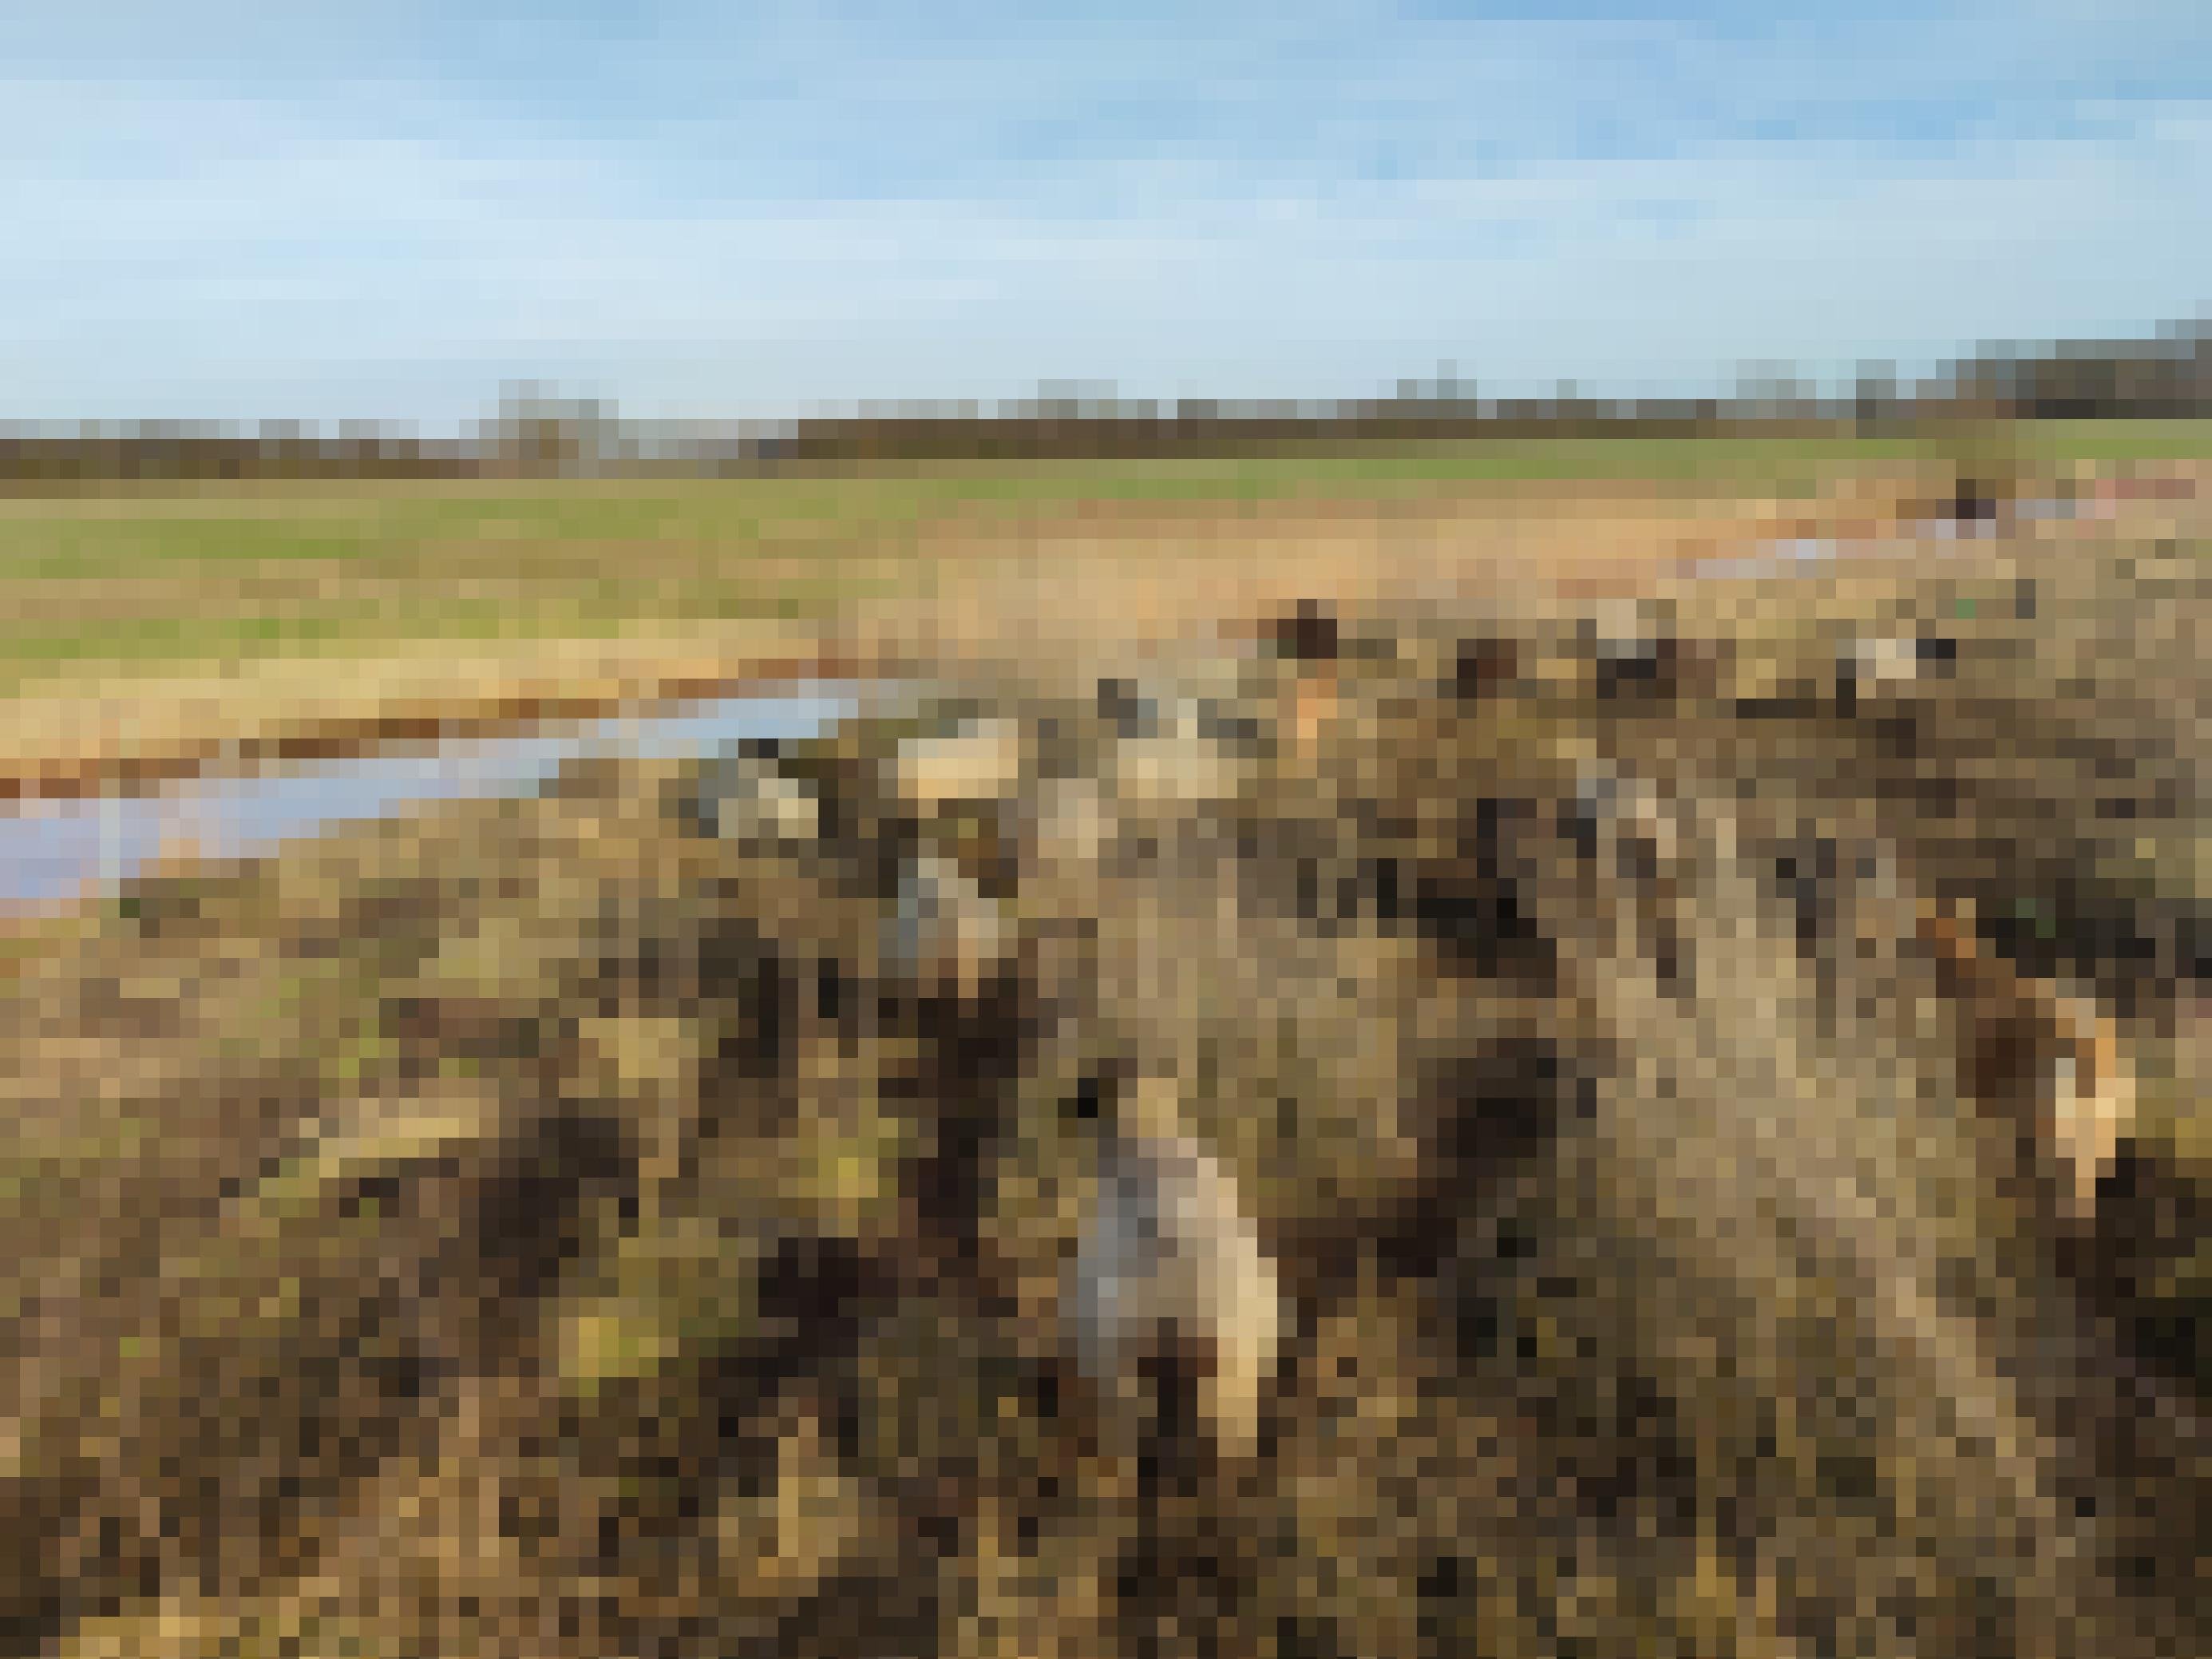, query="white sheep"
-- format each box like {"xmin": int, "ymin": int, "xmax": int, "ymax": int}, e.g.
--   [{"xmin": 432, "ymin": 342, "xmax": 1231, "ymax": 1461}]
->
[{"xmin": 1062, "ymin": 1076, "xmax": 1285, "ymax": 1463}]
